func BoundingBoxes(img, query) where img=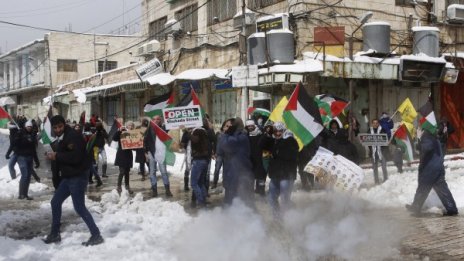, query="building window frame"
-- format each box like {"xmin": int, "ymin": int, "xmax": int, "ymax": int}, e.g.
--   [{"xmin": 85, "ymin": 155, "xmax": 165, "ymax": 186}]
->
[
  {"xmin": 149, "ymin": 16, "xmax": 168, "ymax": 40},
  {"xmin": 248, "ymin": 0, "xmax": 284, "ymax": 9},
  {"xmin": 98, "ymin": 60, "xmax": 118, "ymax": 72},
  {"xmin": 175, "ymin": 4, "xmax": 198, "ymax": 33},
  {"xmin": 207, "ymin": 0, "xmax": 237, "ymax": 25},
  {"xmin": 57, "ymin": 59, "xmax": 78, "ymax": 72}
]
